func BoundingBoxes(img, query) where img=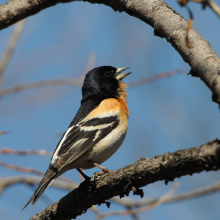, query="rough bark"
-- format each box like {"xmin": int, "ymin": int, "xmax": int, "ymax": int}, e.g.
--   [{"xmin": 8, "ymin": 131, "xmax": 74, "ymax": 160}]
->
[
  {"xmin": 1, "ymin": 1, "xmax": 220, "ymax": 219},
  {"xmin": 0, "ymin": 0, "xmax": 220, "ymax": 106},
  {"xmin": 30, "ymin": 139, "xmax": 220, "ymax": 220}
]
